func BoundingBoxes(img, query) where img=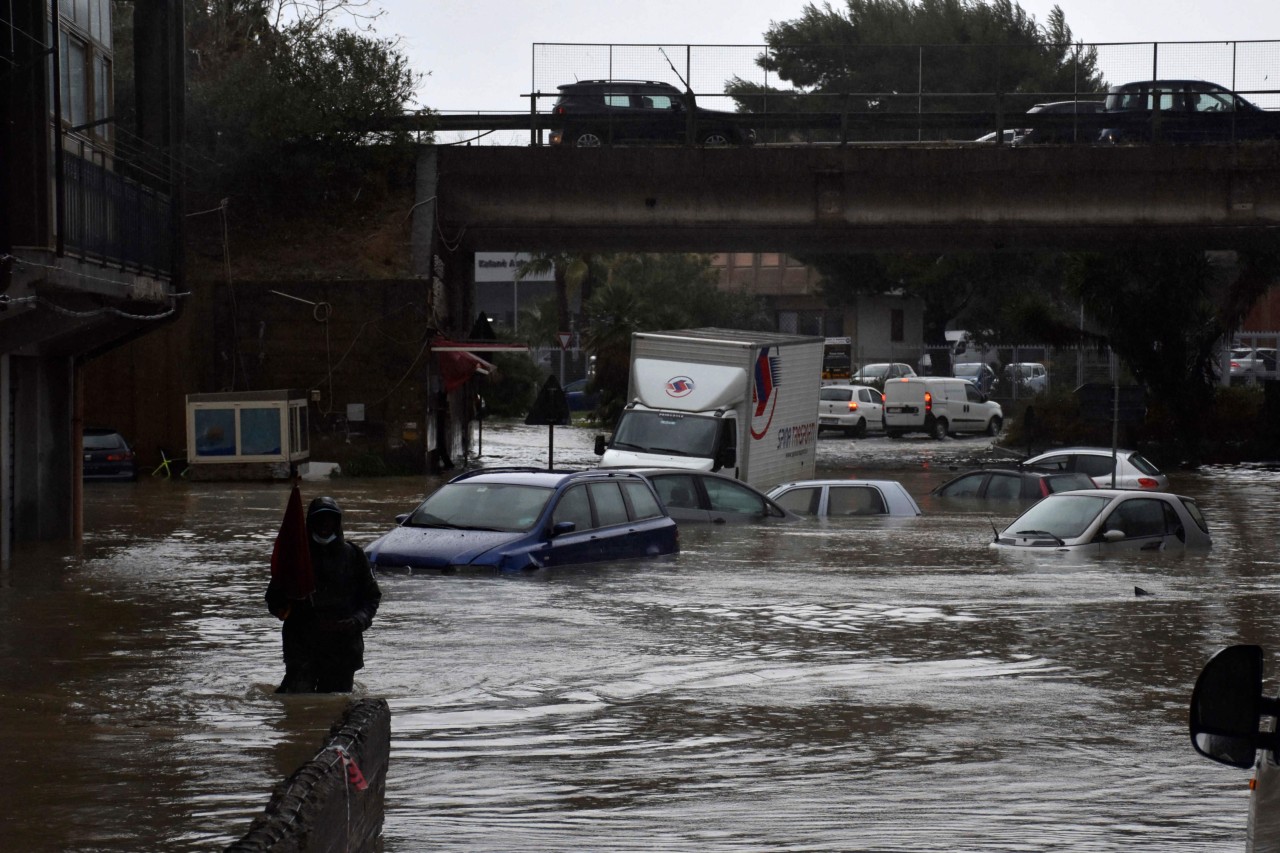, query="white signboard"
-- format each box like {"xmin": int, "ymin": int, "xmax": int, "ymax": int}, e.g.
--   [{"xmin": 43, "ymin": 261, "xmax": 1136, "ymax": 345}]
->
[{"xmin": 475, "ymin": 252, "xmax": 556, "ymax": 283}]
